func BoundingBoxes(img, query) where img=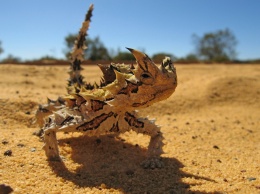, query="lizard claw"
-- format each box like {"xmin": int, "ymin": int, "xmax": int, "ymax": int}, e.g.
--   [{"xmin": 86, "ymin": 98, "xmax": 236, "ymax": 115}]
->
[
  {"xmin": 48, "ymin": 155, "xmax": 62, "ymax": 162},
  {"xmin": 141, "ymin": 157, "xmax": 164, "ymax": 169}
]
